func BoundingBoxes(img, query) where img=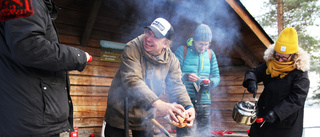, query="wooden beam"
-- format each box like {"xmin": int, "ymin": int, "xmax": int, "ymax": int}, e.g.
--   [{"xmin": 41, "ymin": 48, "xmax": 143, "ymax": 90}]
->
[
  {"xmin": 81, "ymin": 0, "xmax": 102, "ymax": 46},
  {"xmin": 226, "ymin": 0, "xmax": 272, "ymax": 48}
]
